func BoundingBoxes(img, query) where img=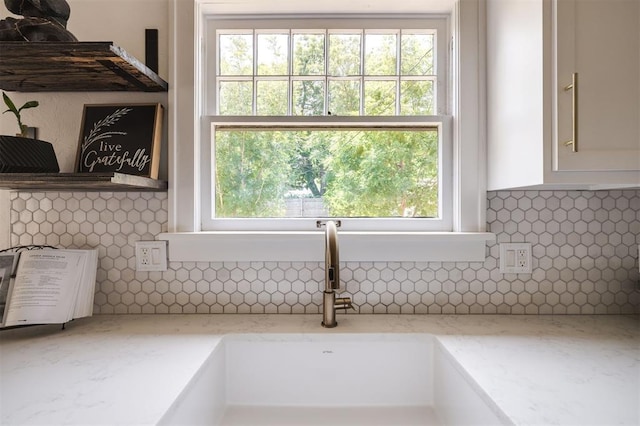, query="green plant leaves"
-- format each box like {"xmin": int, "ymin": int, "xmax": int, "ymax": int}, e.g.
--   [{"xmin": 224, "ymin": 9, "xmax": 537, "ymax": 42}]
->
[
  {"xmin": 19, "ymin": 100, "xmax": 39, "ymax": 112},
  {"xmin": 2, "ymin": 92, "xmax": 38, "ymax": 115},
  {"xmin": 2, "ymin": 92, "xmax": 38, "ymax": 136},
  {"xmin": 2, "ymin": 92, "xmax": 18, "ymax": 115}
]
